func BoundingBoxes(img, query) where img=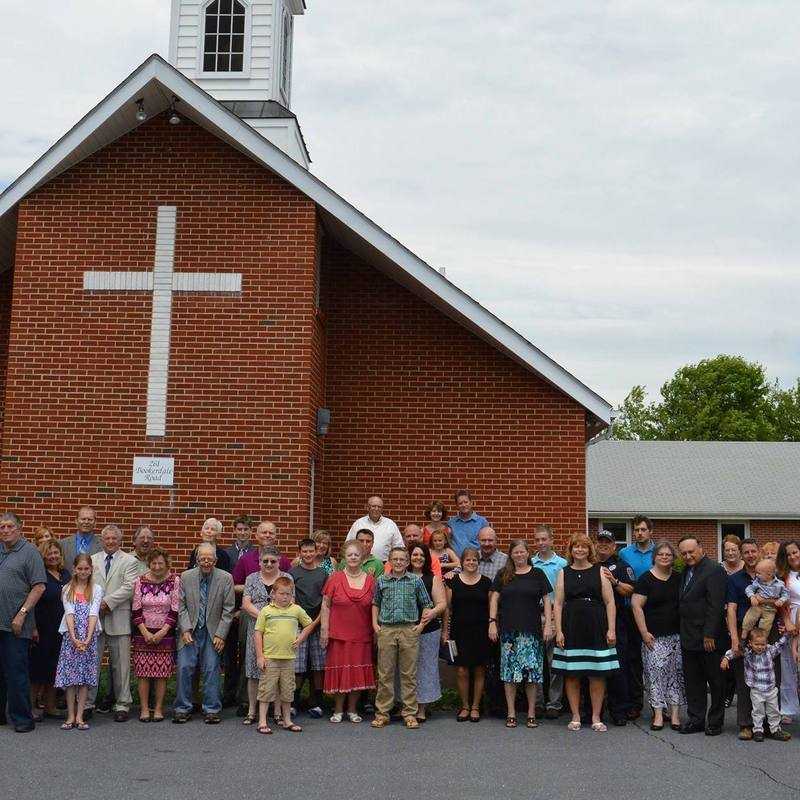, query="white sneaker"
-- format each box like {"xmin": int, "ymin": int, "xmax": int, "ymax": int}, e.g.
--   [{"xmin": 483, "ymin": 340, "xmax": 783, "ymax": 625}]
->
[
  {"xmin": 347, "ymin": 712, "xmax": 363, "ymax": 724},
  {"xmin": 330, "ymin": 712, "xmax": 343, "ymax": 723}
]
